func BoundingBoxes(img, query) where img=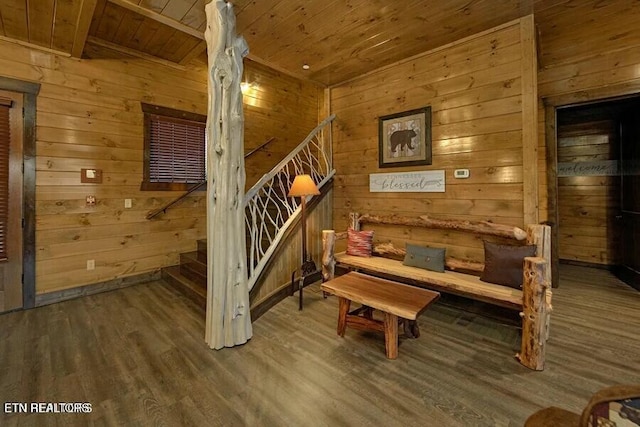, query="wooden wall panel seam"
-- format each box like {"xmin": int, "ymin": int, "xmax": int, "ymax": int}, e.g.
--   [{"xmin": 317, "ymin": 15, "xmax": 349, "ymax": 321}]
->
[{"xmin": 520, "ymin": 15, "xmax": 539, "ymax": 225}]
